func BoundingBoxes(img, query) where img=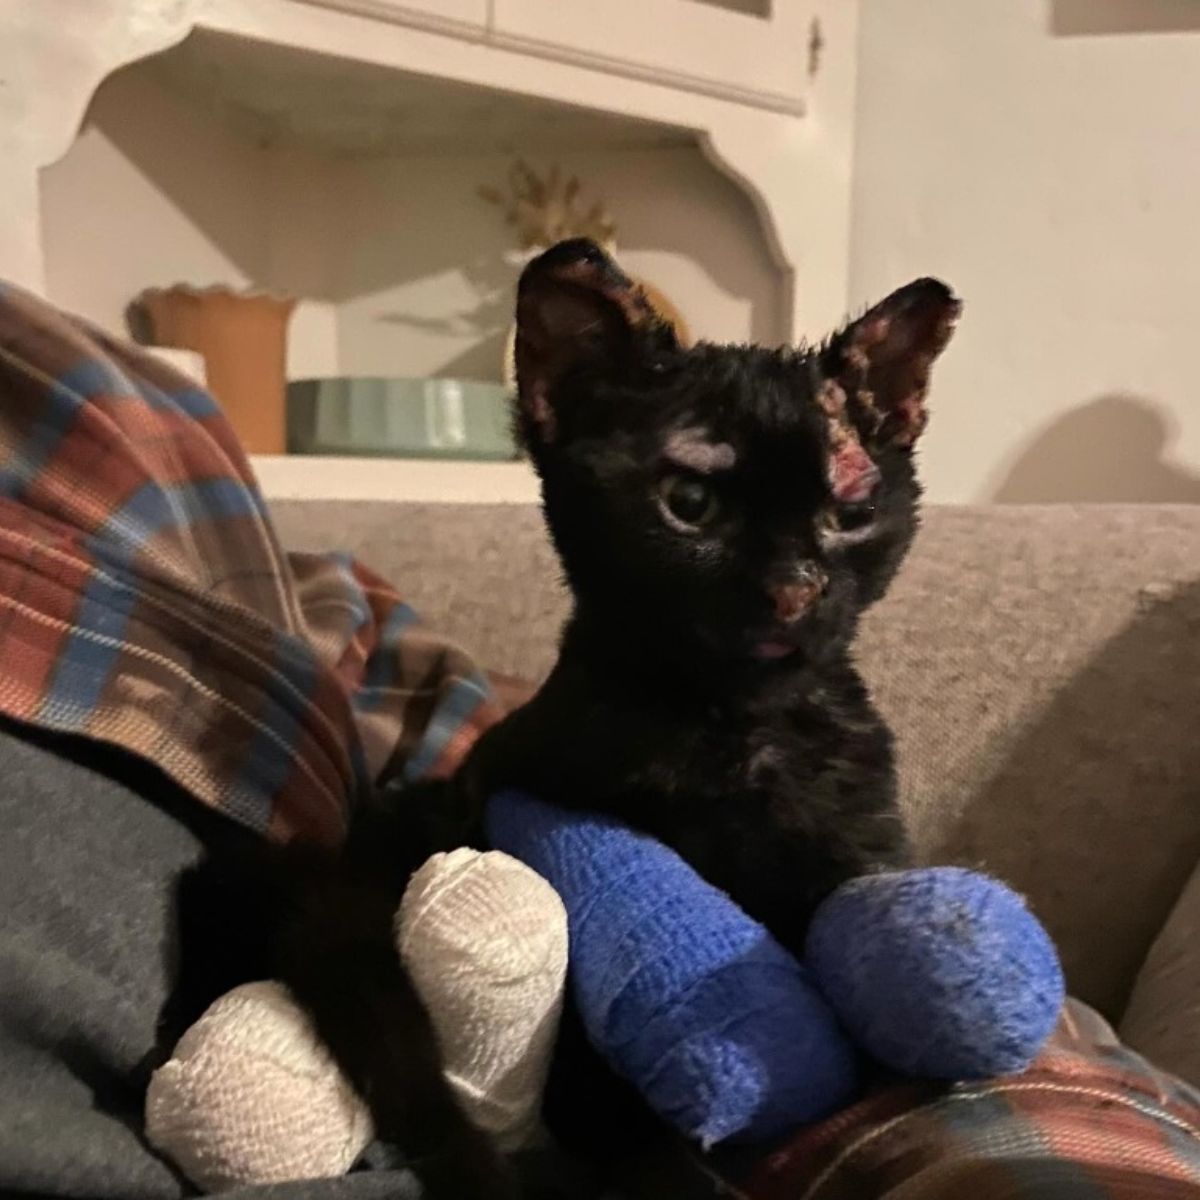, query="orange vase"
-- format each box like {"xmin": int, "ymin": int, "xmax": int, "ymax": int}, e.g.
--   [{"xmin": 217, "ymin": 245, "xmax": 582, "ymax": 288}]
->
[{"xmin": 134, "ymin": 285, "xmax": 296, "ymax": 454}]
